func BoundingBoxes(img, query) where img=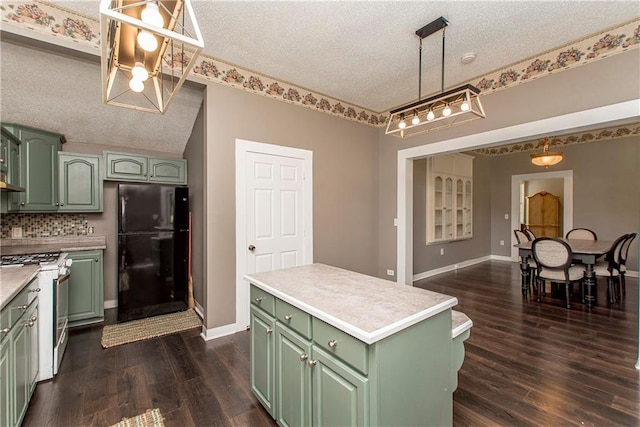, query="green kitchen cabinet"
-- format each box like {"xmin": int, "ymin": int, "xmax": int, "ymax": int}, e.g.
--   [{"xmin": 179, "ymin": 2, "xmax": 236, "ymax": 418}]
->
[
  {"xmin": 58, "ymin": 152, "xmax": 103, "ymax": 212},
  {"xmin": 275, "ymin": 323, "xmax": 312, "ymax": 427},
  {"xmin": 3, "ymin": 124, "xmax": 64, "ymax": 212},
  {"xmin": 0, "ymin": 129, "xmax": 8, "ymax": 176},
  {"xmin": 68, "ymin": 250, "xmax": 104, "ymax": 327},
  {"xmin": 250, "ymin": 304, "xmax": 276, "ymax": 417},
  {"xmin": 0, "ymin": 127, "xmax": 22, "ymax": 214},
  {"xmin": 0, "ymin": 334, "xmax": 10, "ymax": 427},
  {"xmin": 104, "ymin": 150, "xmax": 187, "ymax": 185},
  {"xmin": 148, "ymin": 157, "xmax": 187, "ymax": 184},
  {"xmin": 1, "ymin": 277, "xmax": 40, "ymax": 427}
]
